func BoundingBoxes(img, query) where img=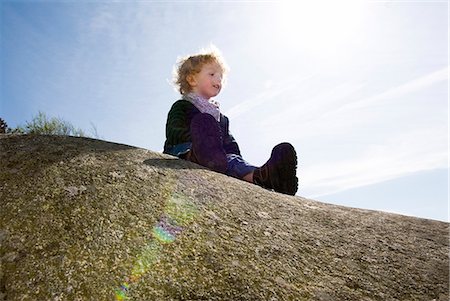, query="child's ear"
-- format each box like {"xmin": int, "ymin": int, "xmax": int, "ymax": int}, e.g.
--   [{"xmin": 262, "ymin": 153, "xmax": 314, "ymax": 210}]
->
[{"xmin": 187, "ymin": 74, "xmax": 197, "ymax": 87}]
